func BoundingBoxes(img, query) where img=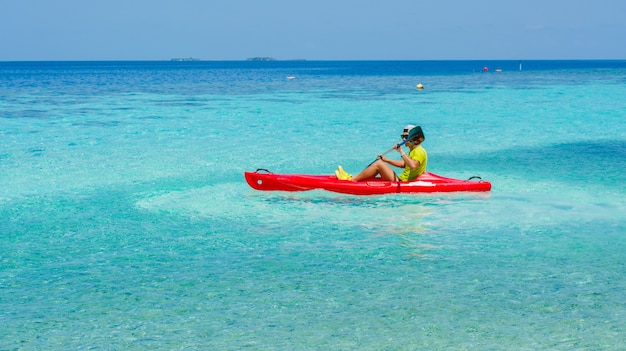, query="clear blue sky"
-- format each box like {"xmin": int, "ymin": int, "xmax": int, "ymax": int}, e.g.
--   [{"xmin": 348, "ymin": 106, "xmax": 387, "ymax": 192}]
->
[{"xmin": 2, "ymin": 0, "xmax": 625, "ymax": 61}]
